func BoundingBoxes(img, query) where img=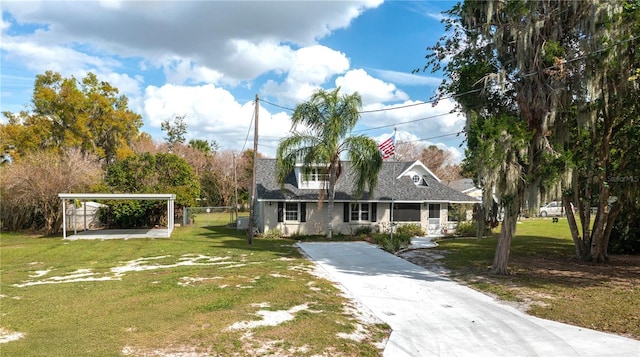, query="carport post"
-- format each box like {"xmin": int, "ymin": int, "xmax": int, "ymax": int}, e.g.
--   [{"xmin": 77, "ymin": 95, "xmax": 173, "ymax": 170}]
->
[{"xmin": 62, "ymin": 199, "xmax": 67, "ymax": 239}]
